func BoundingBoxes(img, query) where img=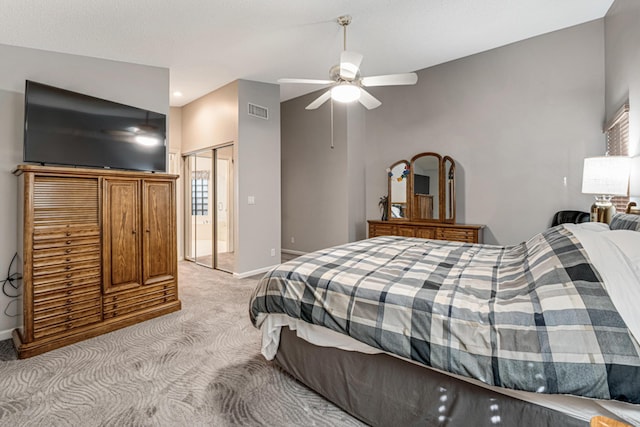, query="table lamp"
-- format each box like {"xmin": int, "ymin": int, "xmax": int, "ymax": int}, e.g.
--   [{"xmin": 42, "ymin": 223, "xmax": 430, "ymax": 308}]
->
[{"xmin": 581, "ymin": 156, "xmax": 631, "ymax": 223}]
